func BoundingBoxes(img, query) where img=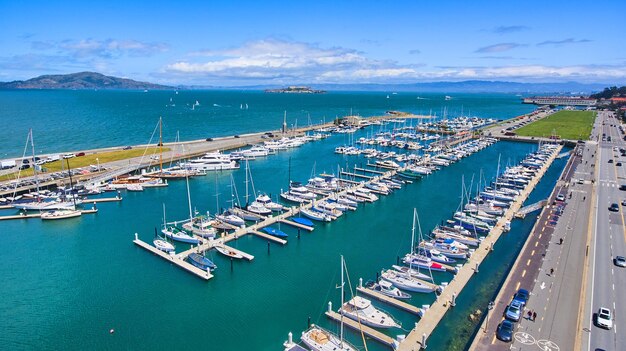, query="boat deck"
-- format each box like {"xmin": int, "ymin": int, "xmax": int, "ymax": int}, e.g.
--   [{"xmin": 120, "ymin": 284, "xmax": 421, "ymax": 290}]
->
[
  {"xmin": 357, "ymin": 286, "xmax": 424, "ymax": 316},
  {"xmin": 325, "ymin": 310, "xmax": 396, "ymax": 348}
]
